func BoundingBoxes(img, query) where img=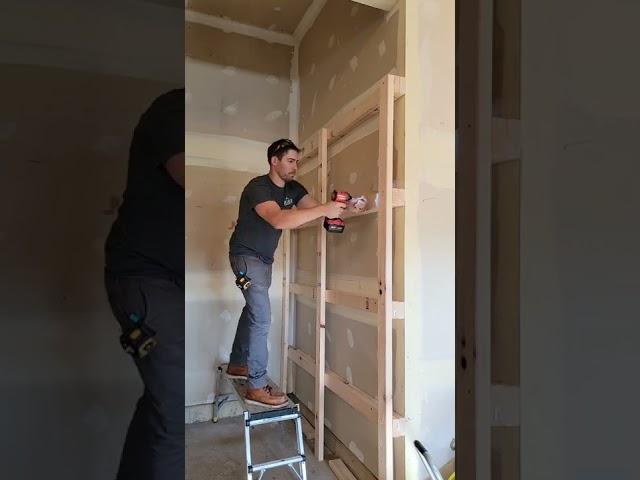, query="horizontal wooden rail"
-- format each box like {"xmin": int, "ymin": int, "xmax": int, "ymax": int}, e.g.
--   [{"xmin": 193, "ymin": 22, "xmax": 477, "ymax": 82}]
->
[
  {"xmin": 299, "ymin": 75, "xmax": 406, "ymax": 164},
  {"xmin": 287, "ymin": 346, "xmax": 406, "ymax": 438},
  {"xmin": 291, "ymin": 283, "xmax": 404, "ymax": 319}
]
